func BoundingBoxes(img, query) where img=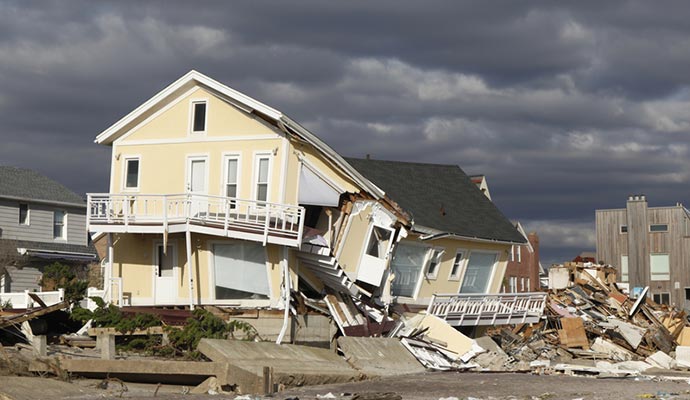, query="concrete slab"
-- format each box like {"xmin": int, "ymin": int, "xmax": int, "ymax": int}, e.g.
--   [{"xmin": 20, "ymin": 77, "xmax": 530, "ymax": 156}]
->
[
  {"xmin": 337, "ymin": 337, "xmax": 425, "ymax": 377},
  {"xmin": 29, "ymin": 358, "xmax": 226, "ymax": 386},
  {"xmin": 198, "ymin": 339, "xmax": 360, "ymax": 387}
]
